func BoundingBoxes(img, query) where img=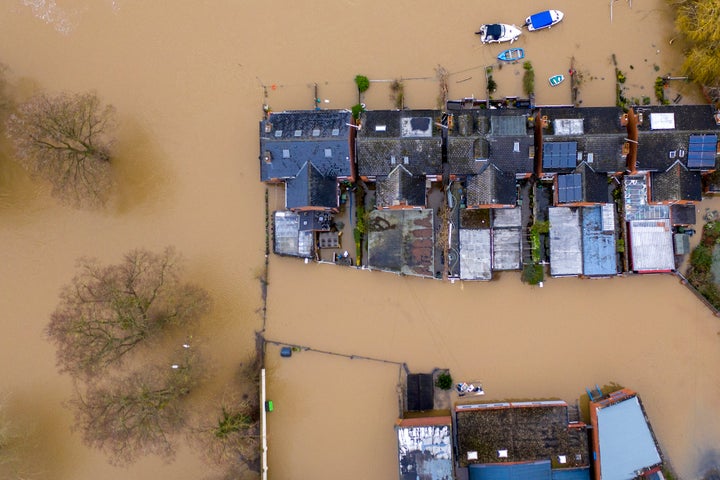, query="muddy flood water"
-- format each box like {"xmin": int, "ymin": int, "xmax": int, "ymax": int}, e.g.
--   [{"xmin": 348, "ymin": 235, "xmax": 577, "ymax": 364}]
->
[{"xmin": 0, "ymin": 0, "xmax": 719, "ymax": 479}]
